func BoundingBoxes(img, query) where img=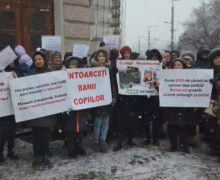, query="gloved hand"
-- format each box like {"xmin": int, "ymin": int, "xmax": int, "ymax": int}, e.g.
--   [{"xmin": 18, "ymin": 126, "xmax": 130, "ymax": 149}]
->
[
  {"xmin": 111, "ymin": 98, "xmax": 117, "ymax": 106},
  {"xmin": 210, "ymin": 79, "xmax": 216, "ymax": 85}
]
